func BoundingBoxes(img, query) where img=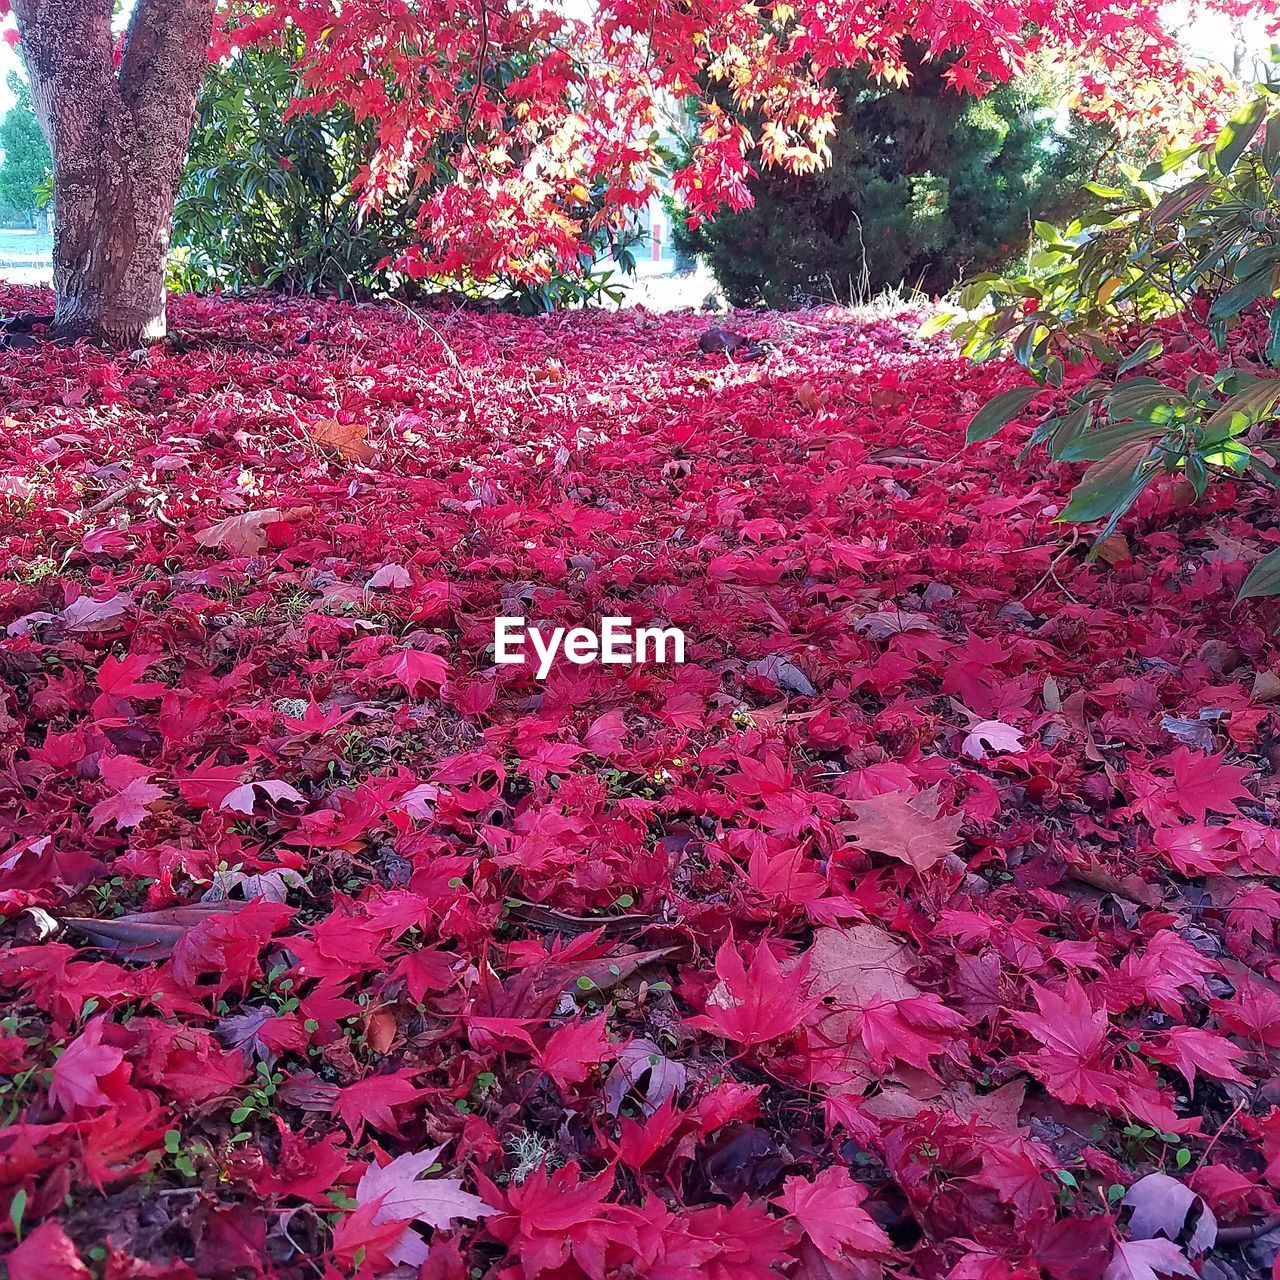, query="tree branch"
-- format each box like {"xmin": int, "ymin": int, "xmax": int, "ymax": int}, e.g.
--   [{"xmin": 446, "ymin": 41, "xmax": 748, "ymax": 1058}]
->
[
  {"xmin": 119, "ymin": 0, "xmax": 219, "ymax": 154},
  {"xmin": 9, "ymin": 0, "xmax": 118, "ymax": 156}
]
